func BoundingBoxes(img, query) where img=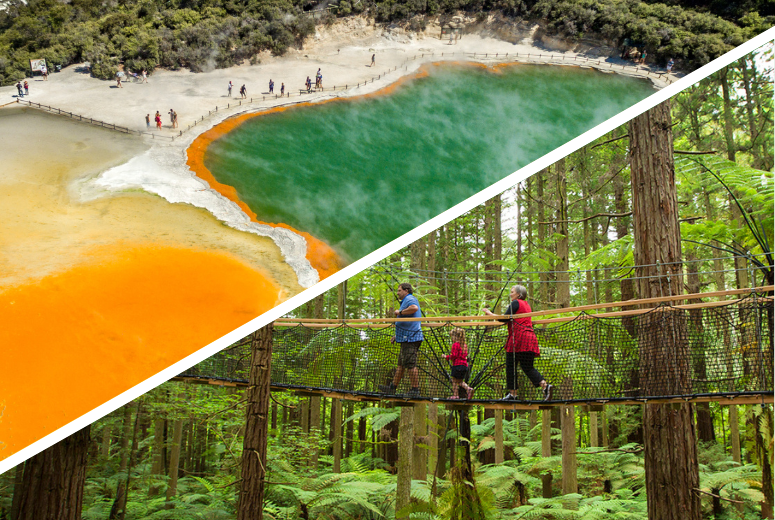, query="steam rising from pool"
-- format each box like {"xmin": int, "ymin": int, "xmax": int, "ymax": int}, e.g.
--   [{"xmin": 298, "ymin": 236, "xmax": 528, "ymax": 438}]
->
[{"xmin": 204, "ymin": 64, "xmax": 654, "ymax": 262}]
